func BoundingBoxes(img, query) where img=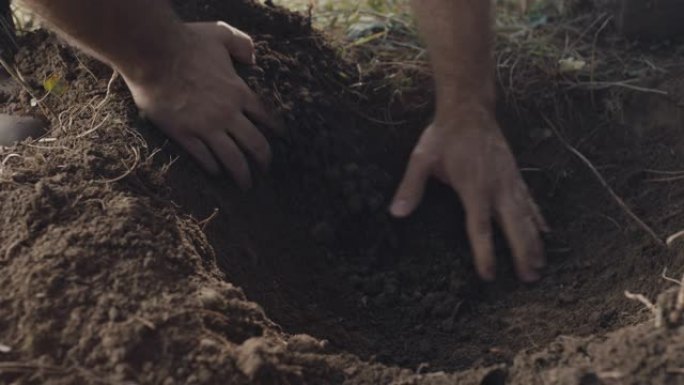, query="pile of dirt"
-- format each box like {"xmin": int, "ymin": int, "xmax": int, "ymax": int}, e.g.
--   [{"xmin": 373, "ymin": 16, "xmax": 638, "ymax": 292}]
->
[{"xmin": 3, "ymin": 1, "xmax": 684, "ymax": 384}]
